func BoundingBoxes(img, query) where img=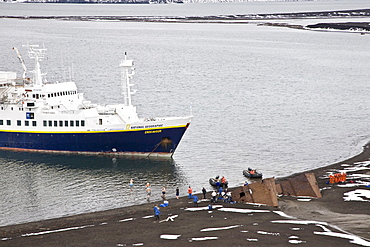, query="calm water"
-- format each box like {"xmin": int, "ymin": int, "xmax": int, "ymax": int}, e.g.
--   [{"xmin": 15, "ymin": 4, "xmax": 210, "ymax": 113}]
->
[{"xmin": 1, "ymin": 0, "xmax": 370, "ymax": 226}]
